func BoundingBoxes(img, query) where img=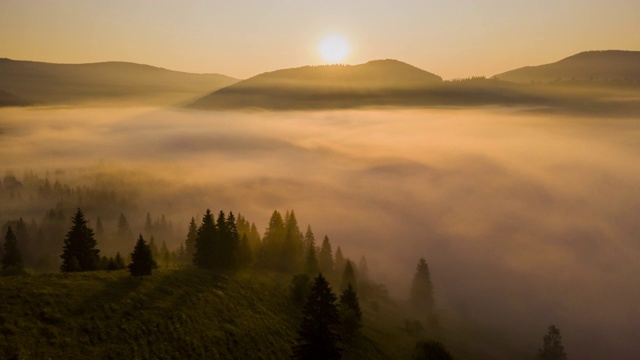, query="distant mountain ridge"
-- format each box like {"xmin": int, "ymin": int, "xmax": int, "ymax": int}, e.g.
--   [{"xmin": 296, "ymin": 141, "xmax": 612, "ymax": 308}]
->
[
  {"xmin": 0, "ymin": 58, "xmax": 238, "ymax": 106},
  {"xmin": 189, "ymin": 59, "xmax": 442, "ymax": 109},
  {"xmin": 493, "ymin": 50, "xmax": 640, "ymax": 83}
]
